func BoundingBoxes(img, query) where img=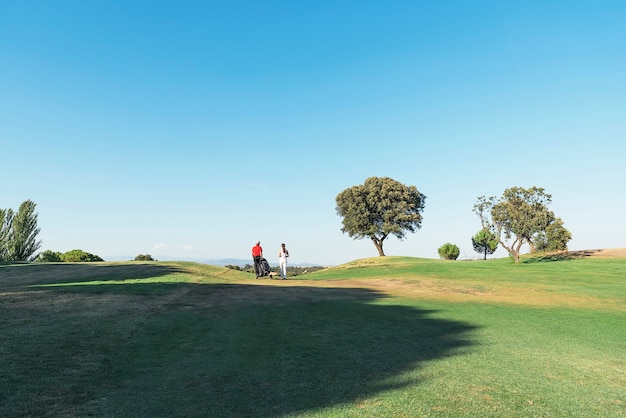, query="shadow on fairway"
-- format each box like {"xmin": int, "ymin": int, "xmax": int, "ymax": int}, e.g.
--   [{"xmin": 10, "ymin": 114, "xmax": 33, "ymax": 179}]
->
[
  {"xmin": 95, "ymin": 285, "xmax": 475, "ymax": 417},
  {"xmin": 182, "ymin": 285, "xmax": 479, "ymax": 417},
  {"xmin": 2, "ymin": 272, "xmax": 479, "ymax": 417}
]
